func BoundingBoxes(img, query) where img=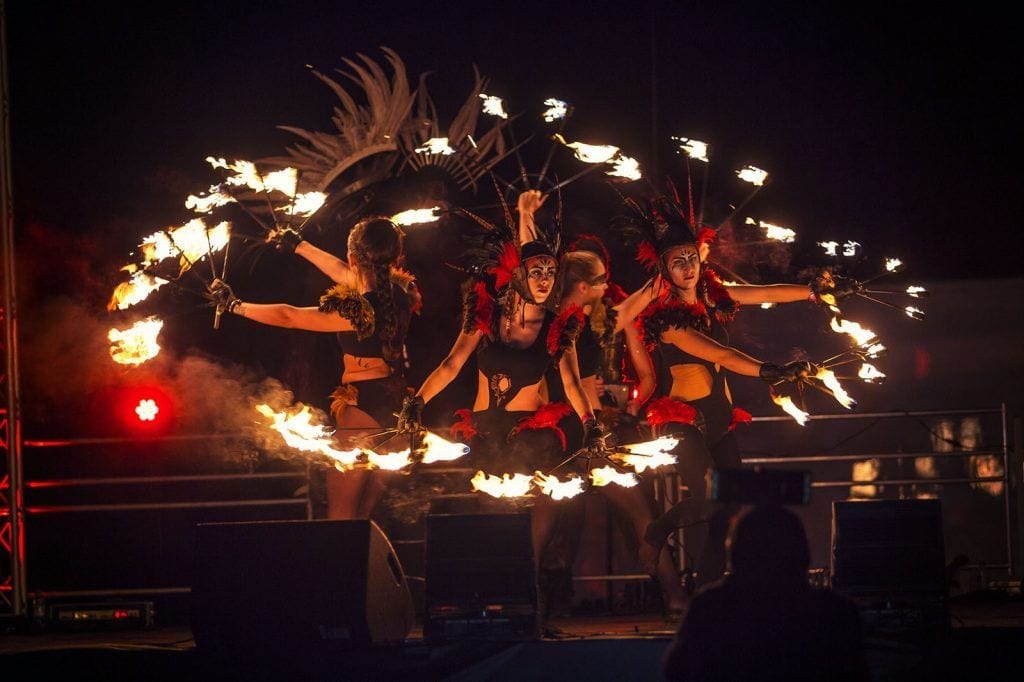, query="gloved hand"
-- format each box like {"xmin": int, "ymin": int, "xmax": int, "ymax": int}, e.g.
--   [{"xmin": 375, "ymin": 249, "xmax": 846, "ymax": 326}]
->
[
  {"xmin": 268, "ymin": 227, "xmax": 303, "ymax": 253},
  {"xmin": 207, "ymin": 279, "xmax": 239, "ymax": 312},
  {"xmin": 396, "ymin": 395, "xmax": 425, "ymax": 434},
  {"xmin": 832, "ymin": 276, "xmax": 862, "ymax": 300},
  {"xmin": 760, "ymin": 361, "xmax": 815, "ymax": 383},
  {"xmin": 582, "ymin": 418, "xmax": 616, "ymax": 453}
]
